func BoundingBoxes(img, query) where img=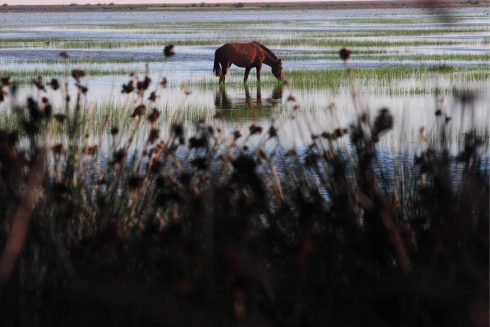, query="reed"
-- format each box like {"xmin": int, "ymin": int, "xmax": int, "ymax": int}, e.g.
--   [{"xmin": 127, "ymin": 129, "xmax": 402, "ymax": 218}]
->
[{"xmin": 0, "ymin": 48, "xmax": 487, "ymax": 326}]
